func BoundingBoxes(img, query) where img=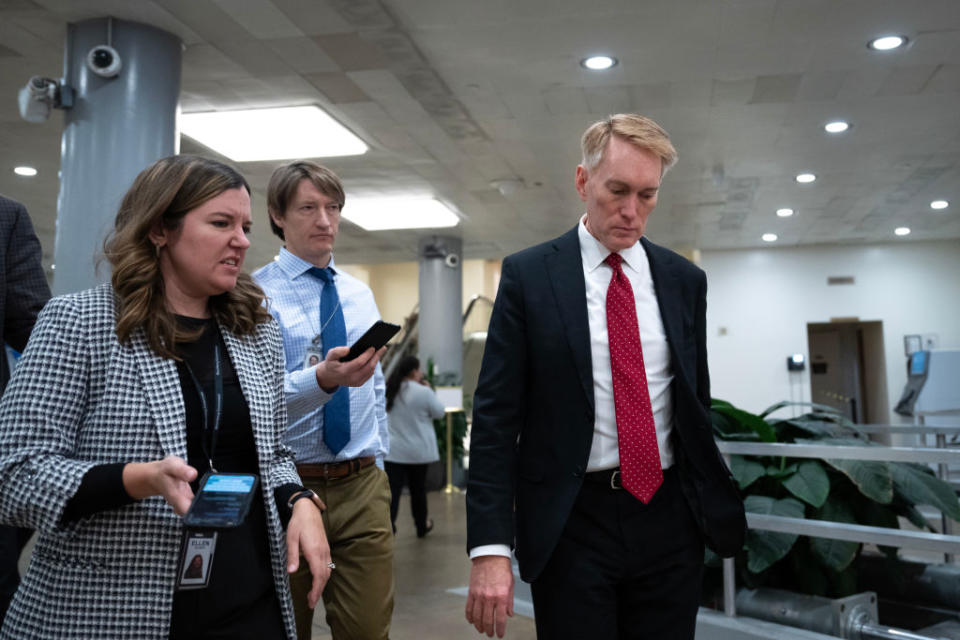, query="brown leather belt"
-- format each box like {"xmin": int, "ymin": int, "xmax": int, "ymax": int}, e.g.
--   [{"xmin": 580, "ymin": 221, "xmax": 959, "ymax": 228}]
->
[{"xmin": 297, "ymin": 456, "xmax": 376, "ymax": 481}]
